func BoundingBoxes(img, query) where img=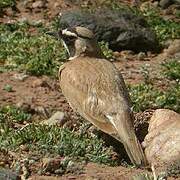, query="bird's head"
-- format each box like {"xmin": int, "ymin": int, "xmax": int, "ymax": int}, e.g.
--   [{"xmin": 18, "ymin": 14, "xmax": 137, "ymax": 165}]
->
[{"xmin": 46, "ymin": 26, "xmax": 104, "ymax": 60}]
